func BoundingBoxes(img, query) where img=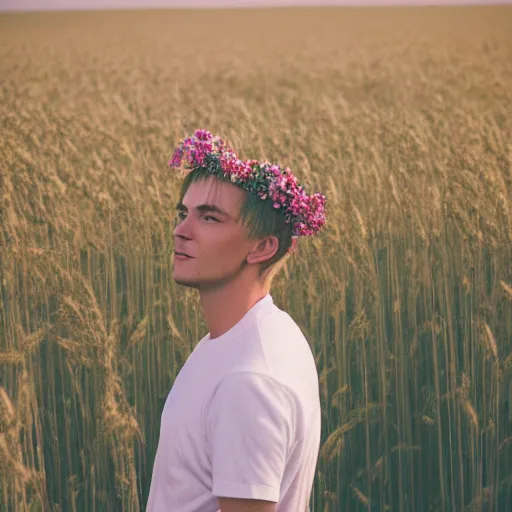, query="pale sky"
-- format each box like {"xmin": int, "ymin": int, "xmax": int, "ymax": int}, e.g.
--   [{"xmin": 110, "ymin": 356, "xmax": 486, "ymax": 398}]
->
[{"xmin": 0, "ymin": 0, "xmax": 509, "ymax": 12}]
